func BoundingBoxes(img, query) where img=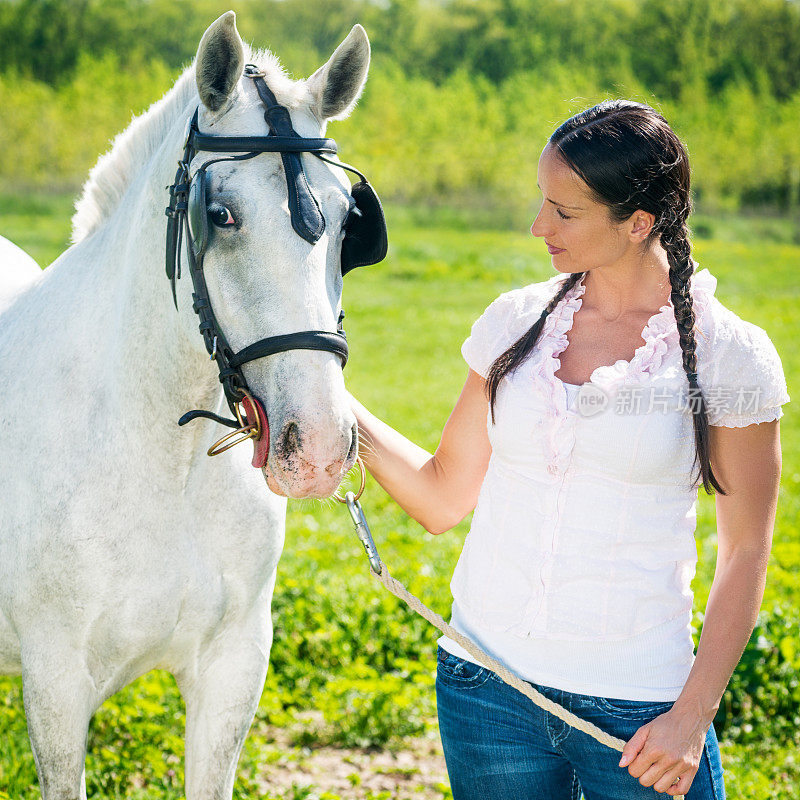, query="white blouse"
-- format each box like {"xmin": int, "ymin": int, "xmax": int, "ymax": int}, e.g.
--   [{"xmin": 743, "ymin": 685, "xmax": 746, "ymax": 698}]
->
[{"xmin": 438, "ymin": 265, "xmax": 791, "ymax": 700}]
